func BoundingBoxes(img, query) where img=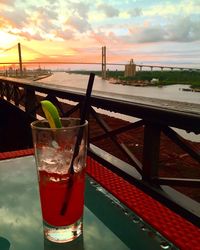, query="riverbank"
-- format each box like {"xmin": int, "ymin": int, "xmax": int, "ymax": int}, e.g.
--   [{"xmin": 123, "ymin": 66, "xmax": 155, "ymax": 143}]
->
[
  {"xmin": 33, "ymin": 73, "xmax": 52, "ymax": 81},
  {"xmin": 108, "ymin": 77, "xmax": 200, "ymax": 92},
  {"xmin": 0, "ymin": 72, "xmax": 52, "ymax": 81}
]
